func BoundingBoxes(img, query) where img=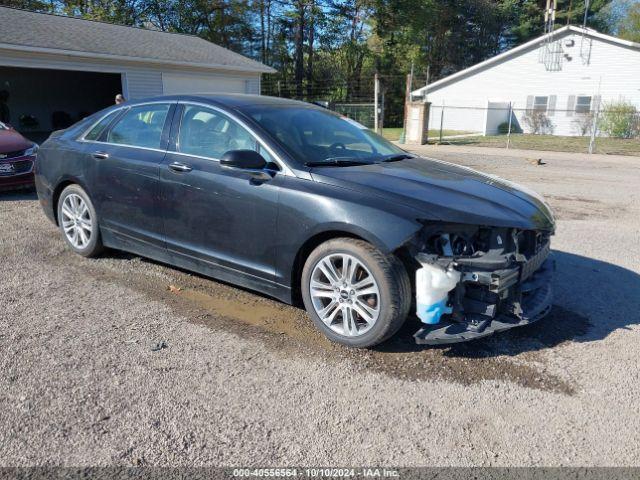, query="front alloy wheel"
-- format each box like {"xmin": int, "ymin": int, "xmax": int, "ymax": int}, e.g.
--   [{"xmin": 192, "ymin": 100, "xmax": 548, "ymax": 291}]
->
[
  {"xmin": 301, "ymin": 238, "xmax": 411, "ymax": 348},
  {"xmin": 310, "ymin": 253, "xmax": 381, "ymax": 337}
]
